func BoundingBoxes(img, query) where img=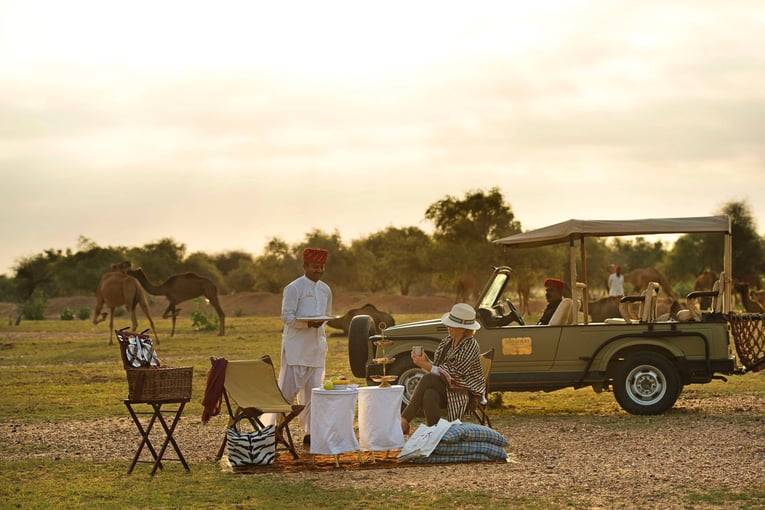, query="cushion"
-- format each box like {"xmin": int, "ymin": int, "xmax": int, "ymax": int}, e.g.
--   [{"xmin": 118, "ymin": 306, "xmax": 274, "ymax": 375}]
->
[
  {"xmin": 226, "ymin": 425, "xmax": 276, "ymax": 467},
  {"xmin": 439, "ymin": 423, "xmax": 509, "ymax": 447},
  {"xmin": 432, "ymin": 440, "xmax": 508, "ymax": 460},
  {"xmin": 412, "ymin": 452, "xmax": 502, "ymax": 464}
]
